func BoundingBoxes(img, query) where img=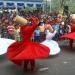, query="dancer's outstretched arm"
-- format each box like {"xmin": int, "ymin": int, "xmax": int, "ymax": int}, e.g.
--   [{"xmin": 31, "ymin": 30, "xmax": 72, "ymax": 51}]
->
[
  {"xmin": 45, "ymin": 24, "xmax": 54, "ymax": 33},
  {"xmin": 45, "ymin": 24, "xmax": 57, "ymax": 40}
]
